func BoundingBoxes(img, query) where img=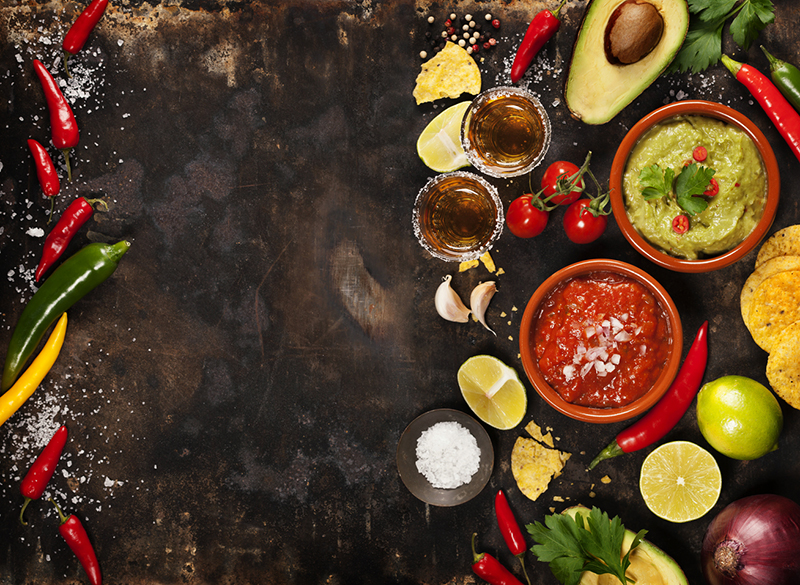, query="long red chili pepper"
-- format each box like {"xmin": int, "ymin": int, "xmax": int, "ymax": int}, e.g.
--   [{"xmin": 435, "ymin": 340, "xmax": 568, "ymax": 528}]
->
[
  {"xmin": 471, "ymin": 533, "xmax": 525, "ymax": 585},
  {"xmin": 589, "ymin": 321, "xmax": 709, "ymax": 470},
  {"xmin": 50, "ymin": 498, "xmax": 102, "ymax": 585},
  {"xmin": 722, "ymin": 55, "xmax": 800, "ymax": 164},
  {"xmin": 36, "ymin": 197, "xmax": 108, "ymax": 282},
  {"xmin": 494, "ymin": 490, "xmax": 531, "ymax": 585},
  {"xmin": 19, "ymin": 425, "xmax": 68, "ymax": 525},
  {"xmin": 510, "ymin": 0, "xmax": 568, "ymax": 83},
  {"xmin": 63, "ymin": 0, "xmax": 109, "ymax": 78},
  {"xmin": 27, "ymin": 139, "xmax": 61, "ymax": 221},
  {"xmin": 32, "ymin": 60, "xmax": 79, "ymax": 182}
]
